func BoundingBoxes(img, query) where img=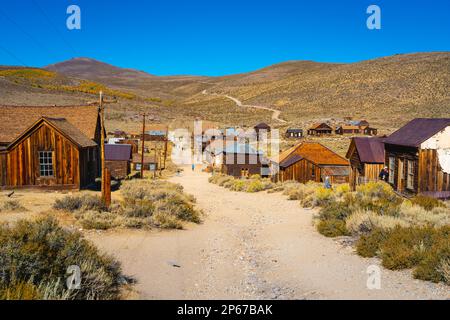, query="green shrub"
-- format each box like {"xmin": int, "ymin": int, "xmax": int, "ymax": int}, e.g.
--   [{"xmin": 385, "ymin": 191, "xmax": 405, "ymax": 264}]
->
[
  {"xmin": 0, "ymin": 217, "xmax": 123, "ymax": 299},
  {"xmin": 317, "ymin": 219, "xmax": 349, "ymax": 237},
  {"xmin": 152, "ymin": 212, "xmax": 183, "ymax": 229},
  {"xmin": 412, "ymin": 227, "xmax": 450, "ymax": 283},
  {"xmin": 319, "ymin": 201, "xmax": 353, "ymax": 221},
  {"xmin": 2, "ymin": 200, "xmax": 25, "ymax": 211},
  {"xmin": 54, "ymin": 194, "xmax": 106, "ymax": 212},
  {"xmin": 246, "ymin": 180, "xmax": 264, "ymax": 193},
  {"xmin": 356, "ymin": 229, "xmax": 390, "ymax": 258},
  {"xmin": 379, "ymin": 226, "xmax": 438, "ymax": 270},
  {"xmin": 411, "ymin": 195, "xmax": 446, "ymax": 211}
]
